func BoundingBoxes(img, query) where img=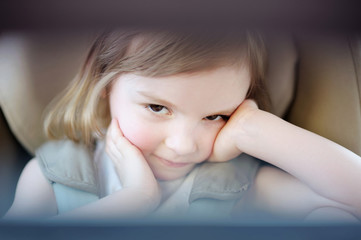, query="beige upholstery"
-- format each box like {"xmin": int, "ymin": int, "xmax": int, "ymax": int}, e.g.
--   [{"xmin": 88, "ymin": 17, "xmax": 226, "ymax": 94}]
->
[
  {"xmin": 0, "ymin": 32, "xmax": 360, "ymax": 157},
  {"xmin": 0, "ymin": 32, "xmax": 93, "ymax": 155},
  {"xmin": 288, "ymin": 35, "xmax": 361, "ymax": 156},
  {"xmin": 265, "ymin": 33, "xmax": 297, "ymax": 117}
]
